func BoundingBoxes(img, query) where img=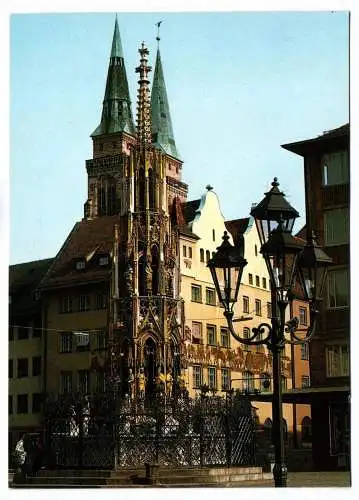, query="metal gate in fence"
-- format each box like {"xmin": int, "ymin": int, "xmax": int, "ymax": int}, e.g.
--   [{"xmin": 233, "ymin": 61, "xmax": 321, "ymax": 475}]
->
[{"xmin": 44, "ymin": 391, "xmax": 256, "ymax": 469}]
